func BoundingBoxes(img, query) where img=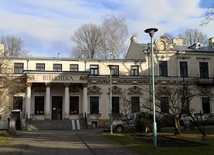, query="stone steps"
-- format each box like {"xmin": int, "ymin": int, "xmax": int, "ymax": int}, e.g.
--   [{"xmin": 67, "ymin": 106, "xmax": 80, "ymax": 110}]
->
[{"xmin": 26, "ymin": 120, "xmax": 86, "ymax": 131}]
